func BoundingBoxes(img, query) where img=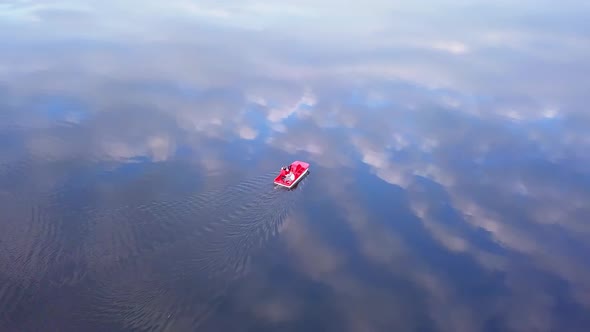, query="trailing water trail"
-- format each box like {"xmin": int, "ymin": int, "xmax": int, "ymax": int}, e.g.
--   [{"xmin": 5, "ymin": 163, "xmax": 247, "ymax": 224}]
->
[
  {"xmin": 79, "ymin": 171, "xmax": 285, "ymax": 270},
  {"xmin": 0, "ymin": 202, "xmax": 88, "ymax": 329},
  {"xmin": 78, "ymin": 172, "xmax": 308, "ymax": 331},
  {"xmin": 0, "ymin": 165, "xmax": 308, "ymax": 331}
]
